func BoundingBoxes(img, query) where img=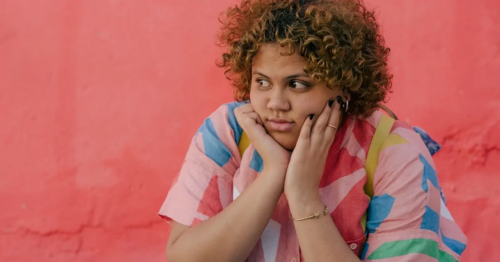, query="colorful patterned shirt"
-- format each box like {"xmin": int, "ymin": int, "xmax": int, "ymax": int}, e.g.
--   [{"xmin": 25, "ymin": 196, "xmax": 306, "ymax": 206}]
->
[{"xmin": 159, "ymin": 102, "xmax": 467, "ymax": 261}]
